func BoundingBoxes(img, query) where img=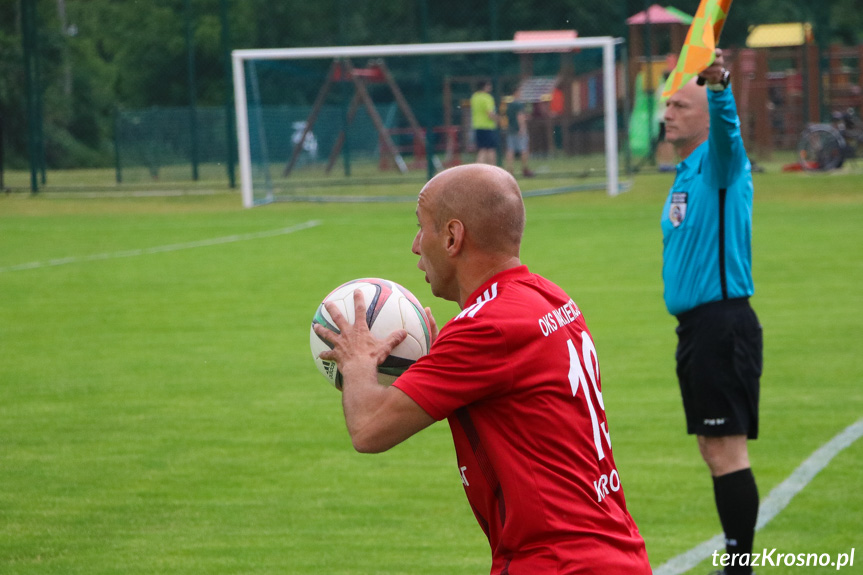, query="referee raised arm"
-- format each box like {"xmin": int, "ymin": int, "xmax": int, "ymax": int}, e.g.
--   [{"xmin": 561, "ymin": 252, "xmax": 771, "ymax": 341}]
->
[{"xmin": 660, "ymin": 49, "xmax": 762, "ymax": 575}]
